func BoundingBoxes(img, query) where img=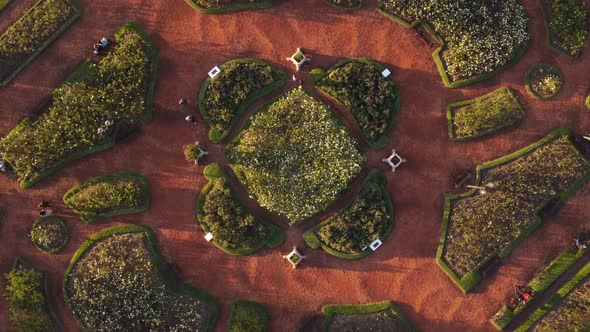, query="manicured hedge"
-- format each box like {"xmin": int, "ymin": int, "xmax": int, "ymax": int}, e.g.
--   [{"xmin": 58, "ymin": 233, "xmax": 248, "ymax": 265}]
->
[
  {"xmin": 437, "ymin": 128, "xmax": 590, "ymax": 293},
  {"xmin": 303, "ymin": 170, "xmax": 394, "ymax": 260},
  {"xmin": 525, "ymin": 63, "xmax": 563, "ymax": 100},
  {"xmin": 227, "ymin": 300, "xmax": 268, "ymax": 332},
  {"xmin": 312, "ymin": 58, "xmax": 400, "ymax": 149},
  {"xmin": 0, "ymin": 0, "xmax": 82, "ymax": 86},
  {"xmin": 322, "ymin": 301, "xmax": 417, "ymax": 332},
  {"xmin": 196, "ymin": 163, "xmax": 284, "ymax": 255},
  {"xmin": 4, "ymin": 257, "xmax": 61, "ymax": 332},
  {"xmin": 540, "ymin": 0, "xmax": 588, "ymax": 58},
  {"xmin": 225, "ymin": 87, "xmax": 365, "ymax": 225},
  {"xmin": 0, "ymin": 23, "xmax": 159, "ymax": 188},
  {"xmin": 199, "ymin": 58, "xmax": 286, "ymax": 143},
  {"xmin": 378, "ymin": 0, "xmax": 529, "ymax": 88},
  {"xmin": 586, "ymin": 95, "xmax": 590, "ymax": 110},
  {"xmin": 184, "ymin": 0, "xmax": 272, "ymax": 14},
  {"xmin": 447, "ymin": 87, "xmax": 525, "ymax": 141},
  {"xmin": 63, "ymin": 225, "xmax": 219, "ymax": 332},
  {"xmin": 63, "ymin": 172, "xmax": 150, "ymax": 223},
  {"xmin": 0, "ymin": 0, "xmax": 13, "ymax": 11},
  {"xmin": 324, "ymin": 0, "xmax": 363, "ymax": 10},
  {"xmin": 30, "ymin": 216, "xmax": 68, "ymax": 254}
]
